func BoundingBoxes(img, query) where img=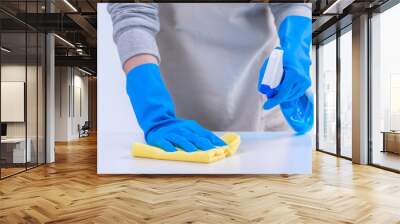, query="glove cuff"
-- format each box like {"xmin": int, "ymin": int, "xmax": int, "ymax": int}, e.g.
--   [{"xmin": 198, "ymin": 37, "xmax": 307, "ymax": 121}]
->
[
  {"xmin": 278, "ymin": 16, "xmax": 312, "ymax": 78},
  {"xmin": 126, "ymin": 63, "xmax": 177, "ymax": 136},
  {"xmin": 278, "ymin": 16, "xmax": 312, "ymax": 50}
]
